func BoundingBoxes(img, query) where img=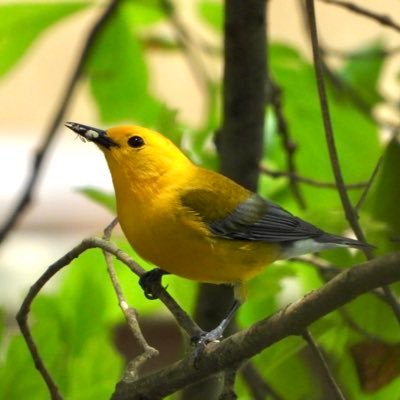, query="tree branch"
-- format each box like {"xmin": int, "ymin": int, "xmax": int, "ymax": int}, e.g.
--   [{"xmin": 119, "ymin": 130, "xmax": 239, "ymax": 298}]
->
[
  {"xmin": 184, "ymin": 2, "xmax": 269, "ymax": 398},
  {"xmin": 292, "ymin": 255, "xmax": 398, "ymax": 311},
  {"xmin": 305, "ymin": 0, "xmax": 400, "ymax": 324},
  {"xmin": 112, "ymin": 252, "xmax": 400, "ymax": 400},
  {"xmin": 306, "ymin": 0, "xmax": 400, "ymax": 323},
  {"xmin": 102, "ymin": 219, "xmax": 159, "ymax": 382},
  {"xmin": 319, "ymin": 0, "xmax": 400, "ymax": 33},
  {"xmin": 267, "ymin": 80, "xmax": 306, "ymax": 208},
  {"xmin": 217, "ymin": 0, "xmax": 267, "ymax": 190},
  {"xmin": 0, "ymin": 0, "xmax": 119, "ymax": 244},
  {"xmin": 355, "ymin": 156, "xmax": 382, "ymax": 212},
  {"xmin": 16, "ymin": 237, "xmax": 201, "ymax": 399},
  {"xmin": 159, "ymin": 0, "xmax": 211, "ymax": 93},
  {"xmin": 219, "ymin": 362, "xmax": 241, "ymax": 400},
  {"xmin": 241, "ymin": 362, "xmax": 283, "ymax": 400},
  {"xmin": 322, "ymin": 45, "xmax": 400, "ymax": 59},
  {"xmin": 302, "ymin": 329, "xmax": 345, "ymax": 400},
  {"xmin": 261, "ymin": 166, "xmax": 367, "ymax": 190},
  {"xmin": 305, "ymin": 0, "xmax": 370, "ymax": 254}
]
